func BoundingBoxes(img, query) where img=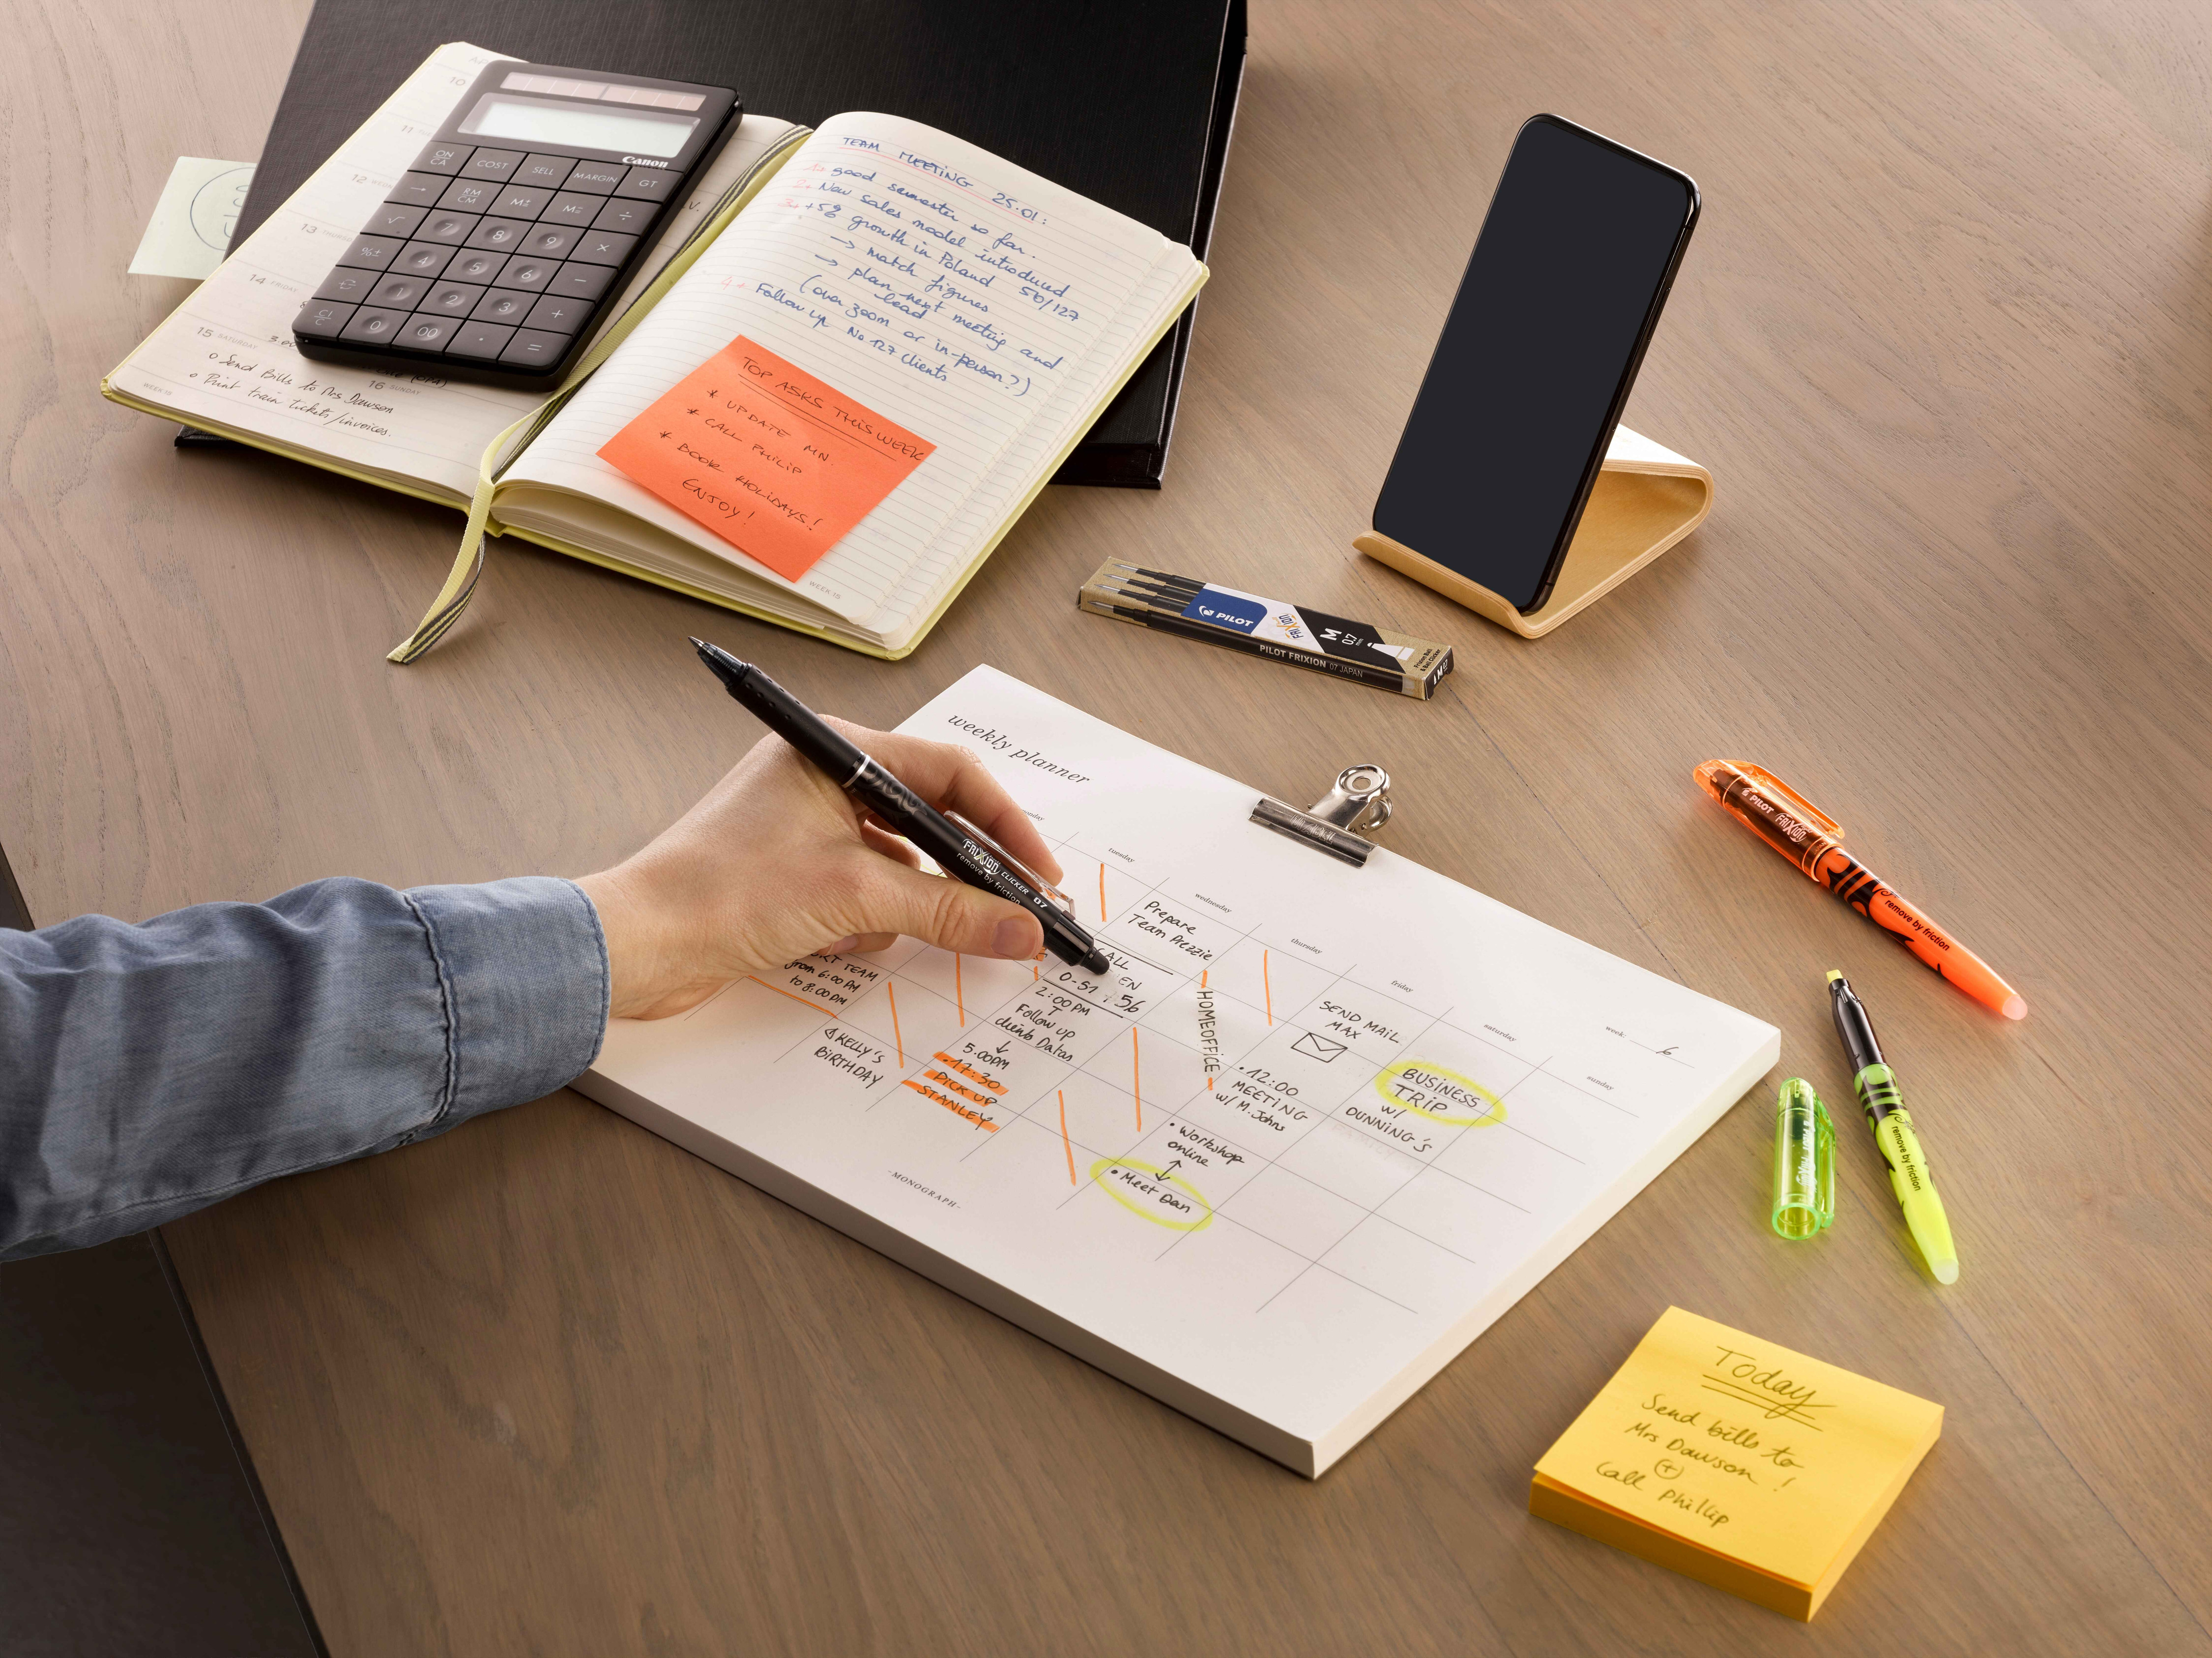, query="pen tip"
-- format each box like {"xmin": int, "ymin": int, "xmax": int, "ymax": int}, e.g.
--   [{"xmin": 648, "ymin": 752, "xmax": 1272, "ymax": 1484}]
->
[
  {"xmin": 1931, "ymin": 1259, "xmax": 1960, "ymax": 1285},
  {"xmin": 1825, "ymin": 969, "xmax": 1843, "ymax": 983},
  {"xmin": 1081, "ymin": 947, "xmax": 1112, "ymax": 976},
  {"xmin": 2002, "ymin": 995, "xmax": 2028, "ymax": 1021}
]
